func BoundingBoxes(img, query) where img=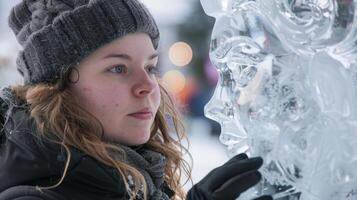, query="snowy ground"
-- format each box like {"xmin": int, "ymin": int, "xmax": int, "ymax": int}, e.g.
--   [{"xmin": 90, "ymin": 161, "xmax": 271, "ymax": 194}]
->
[{"xmin": 182, "ymin": 117, "xmax": 229, "ymax": 191}]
